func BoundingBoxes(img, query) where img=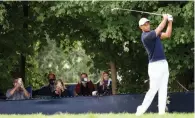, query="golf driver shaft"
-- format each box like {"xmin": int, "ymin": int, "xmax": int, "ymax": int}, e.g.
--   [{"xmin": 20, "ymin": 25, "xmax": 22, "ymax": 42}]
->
[{"xmin": 112, "ymin": 8, "xmax": 162, "ymax": 16}]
